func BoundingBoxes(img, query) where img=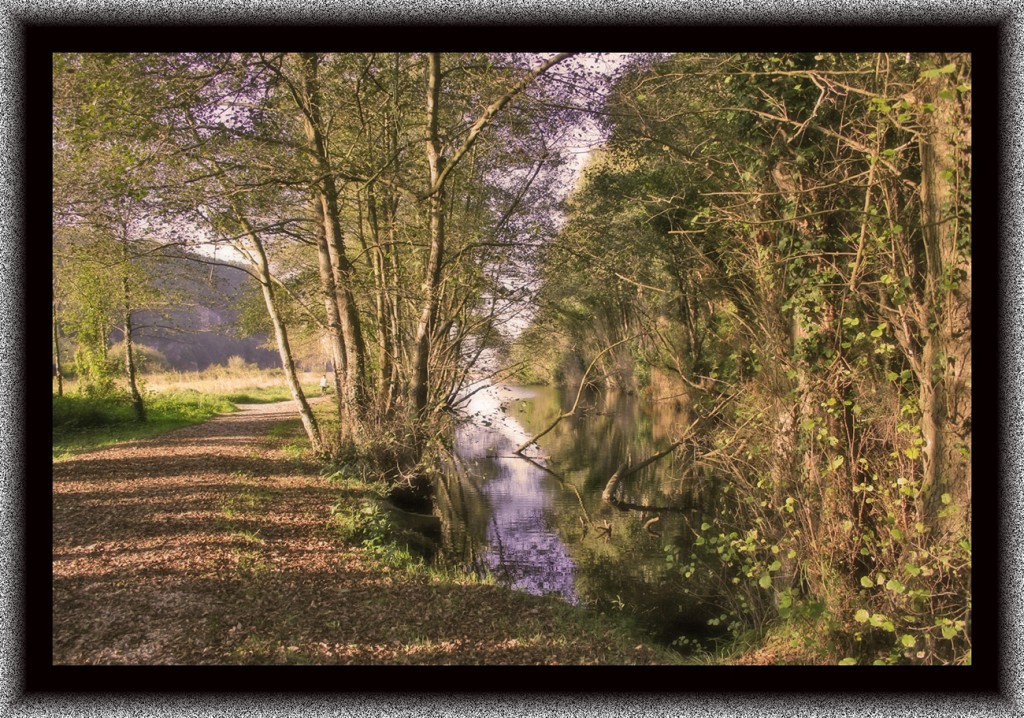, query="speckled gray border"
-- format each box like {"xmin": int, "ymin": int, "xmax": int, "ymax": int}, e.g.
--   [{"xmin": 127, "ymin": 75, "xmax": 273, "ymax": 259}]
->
[{"xmin": 2, "ymin": 1, "xmax": 1020, "ymax": 716}]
